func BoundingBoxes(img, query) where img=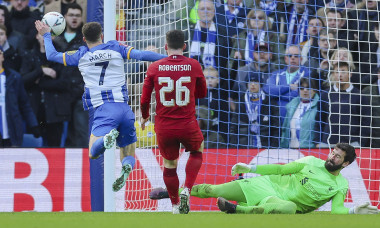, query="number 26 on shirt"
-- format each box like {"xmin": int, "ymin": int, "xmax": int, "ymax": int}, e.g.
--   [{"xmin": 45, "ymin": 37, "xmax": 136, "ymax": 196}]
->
[{"xmin": 159, "ymin": 76, "xmax": 191, "ymax": 107}]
